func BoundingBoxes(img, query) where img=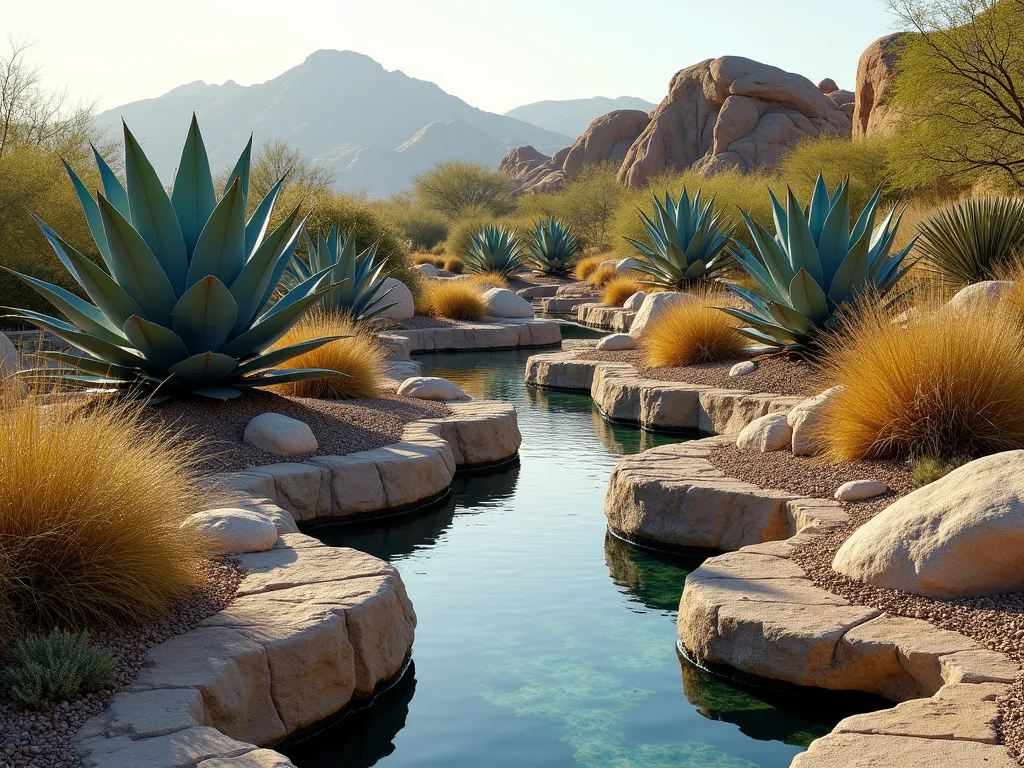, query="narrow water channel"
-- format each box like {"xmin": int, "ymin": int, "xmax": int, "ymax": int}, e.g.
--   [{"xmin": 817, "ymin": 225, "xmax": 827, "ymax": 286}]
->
[{"xmin": 287, "ymin": 330, "xmax": 872, "ymax": 768}]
